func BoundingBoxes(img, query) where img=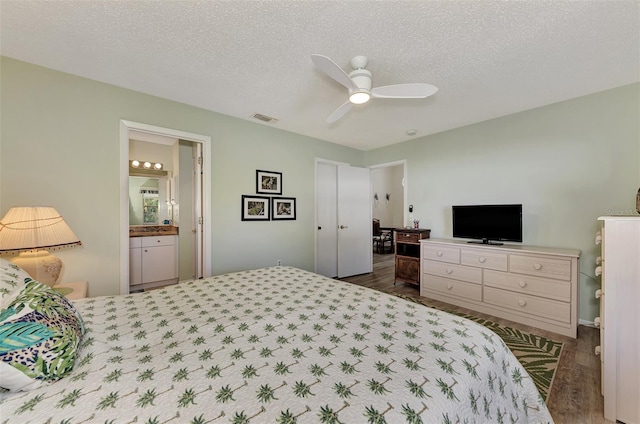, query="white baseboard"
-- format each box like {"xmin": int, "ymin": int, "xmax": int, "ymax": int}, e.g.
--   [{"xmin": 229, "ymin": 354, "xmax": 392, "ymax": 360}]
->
[{"xmin": 579, "ymin": 319, "xmax": 596, "ymax": 328}]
